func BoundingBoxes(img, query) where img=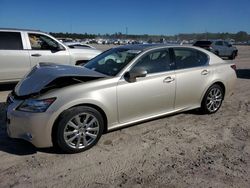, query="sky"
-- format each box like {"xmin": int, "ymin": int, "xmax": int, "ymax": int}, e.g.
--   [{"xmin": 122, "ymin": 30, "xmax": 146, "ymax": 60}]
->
[{"xmin": 0, "ymin": 0, "xmax": 250, "ymax": 35}]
